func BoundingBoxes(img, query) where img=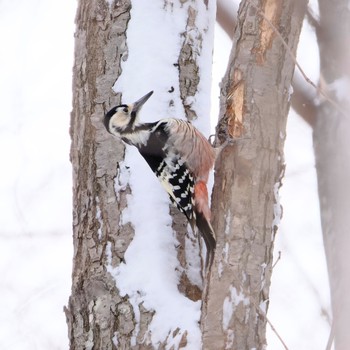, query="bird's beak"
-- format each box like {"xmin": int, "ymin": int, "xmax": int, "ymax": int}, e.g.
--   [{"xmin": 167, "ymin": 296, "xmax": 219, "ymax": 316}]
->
[{"xmin": 132, "ymin": 91, "xmax": 154, "ymax": 113}]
